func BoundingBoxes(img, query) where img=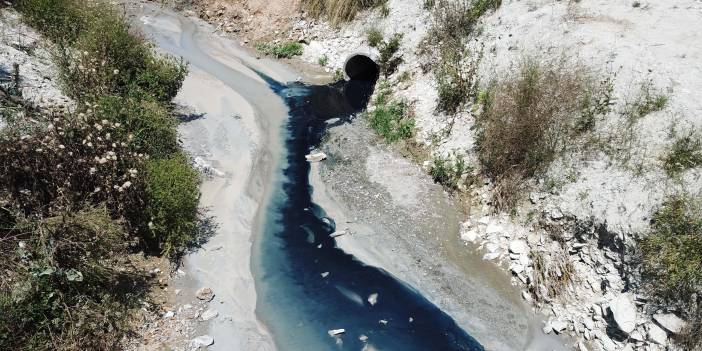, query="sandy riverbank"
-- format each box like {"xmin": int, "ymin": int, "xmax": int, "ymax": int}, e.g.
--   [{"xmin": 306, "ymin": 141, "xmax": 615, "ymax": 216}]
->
[
  {"xmin": 126, "ymin": 3, "xmax": 299, "ymax": 349},
  {"xmin": 309, "ymin": 118, "xmax": 569, "ymax": 351}
]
